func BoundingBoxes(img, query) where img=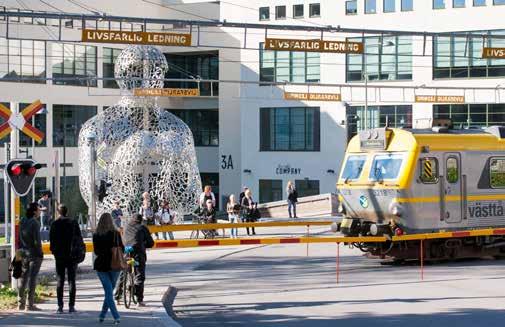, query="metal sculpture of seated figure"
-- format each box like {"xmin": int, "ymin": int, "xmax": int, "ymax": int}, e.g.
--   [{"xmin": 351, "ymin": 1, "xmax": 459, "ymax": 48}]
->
[{"xmin": 78, "ymin": 45, "xmax": 201, "ymax": 220}]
